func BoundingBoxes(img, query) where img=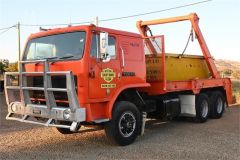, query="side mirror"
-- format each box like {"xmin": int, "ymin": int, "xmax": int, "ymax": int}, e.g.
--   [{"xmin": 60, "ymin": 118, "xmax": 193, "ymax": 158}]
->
[{"xmin": 100, "ymin": 32, "xmax": 110, "ymax": 62}]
